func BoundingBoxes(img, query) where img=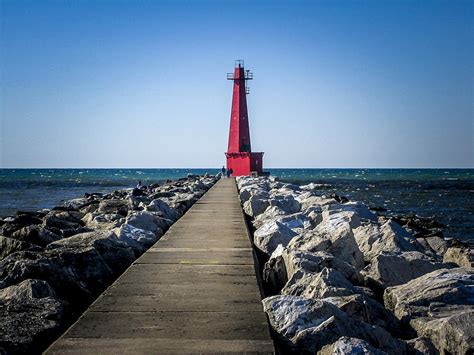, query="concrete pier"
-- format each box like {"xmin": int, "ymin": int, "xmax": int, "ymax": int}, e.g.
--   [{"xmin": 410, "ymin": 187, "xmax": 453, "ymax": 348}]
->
[{"xmin": 46, "ymin": 178, "xmax": 274, "ymax": 354}]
